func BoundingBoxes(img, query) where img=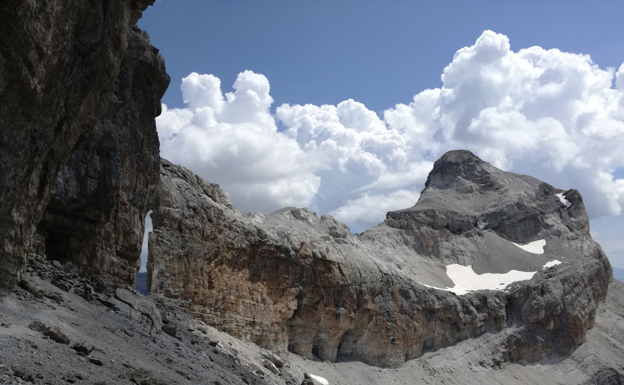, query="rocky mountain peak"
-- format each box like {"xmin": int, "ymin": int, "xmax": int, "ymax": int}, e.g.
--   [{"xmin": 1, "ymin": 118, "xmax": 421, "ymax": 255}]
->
[
  {"xmin": 425, "ymin": 149, "xmax": 492, "ymax": 188},
  {"xmin": 149, "ymin": 153, "xmax": 611, "ymax": 368}
]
